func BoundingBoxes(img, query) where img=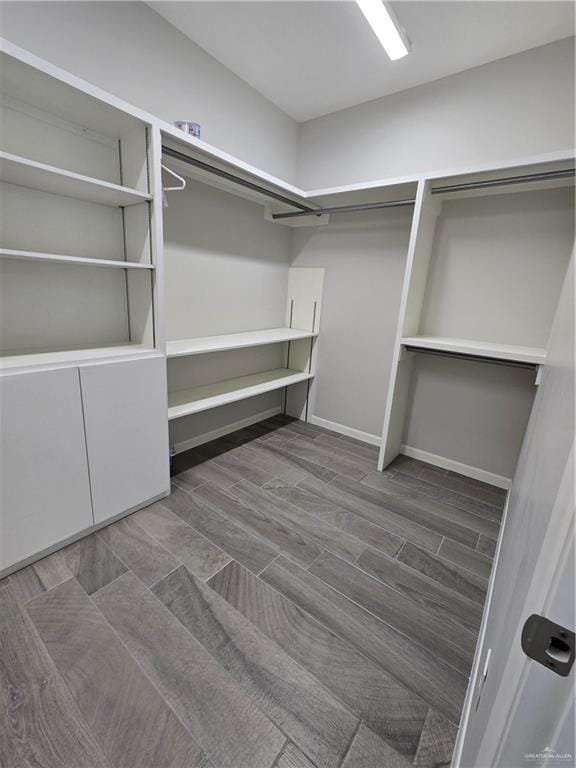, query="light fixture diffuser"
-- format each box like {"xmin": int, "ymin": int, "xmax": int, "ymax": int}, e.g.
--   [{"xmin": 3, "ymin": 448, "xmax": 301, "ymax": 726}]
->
[{"xmin": 355, "ymin": 0, "xmax": 410, "ymax": 61}]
